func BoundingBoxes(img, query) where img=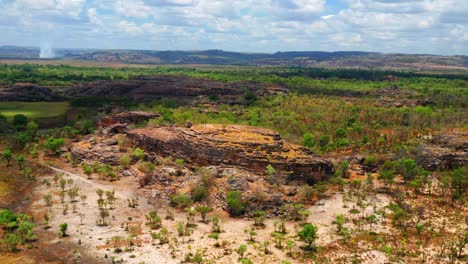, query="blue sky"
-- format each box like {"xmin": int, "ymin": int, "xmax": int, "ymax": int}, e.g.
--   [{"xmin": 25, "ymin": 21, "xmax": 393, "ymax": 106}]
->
[{"xmin": 1, "ymin": 0, "xmax": 467, "ymax": 55}]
